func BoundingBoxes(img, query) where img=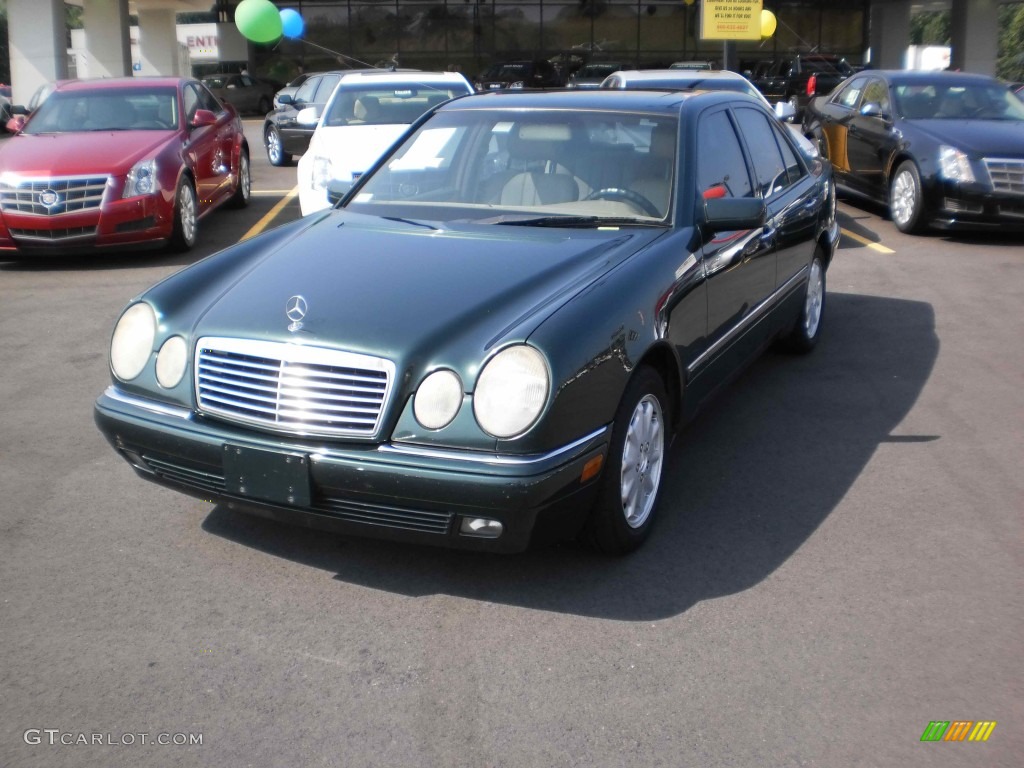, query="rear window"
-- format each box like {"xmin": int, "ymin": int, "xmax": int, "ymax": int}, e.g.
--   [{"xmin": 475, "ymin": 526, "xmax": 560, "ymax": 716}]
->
[{"xmin": 323, "ymin": 85, "xmax": 469, "ymax": 127}]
